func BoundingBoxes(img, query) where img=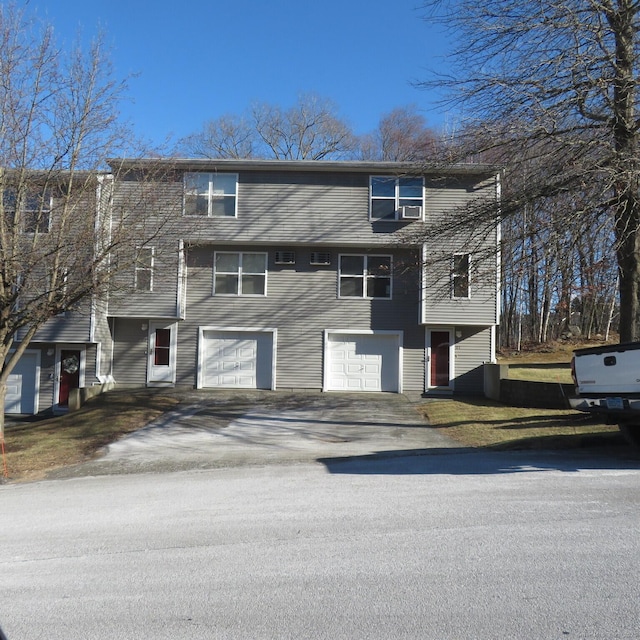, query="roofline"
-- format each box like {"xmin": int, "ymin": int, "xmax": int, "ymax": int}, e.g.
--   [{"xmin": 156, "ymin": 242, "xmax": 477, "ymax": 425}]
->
[{"xmin": 107, "ymin": 157, "xmax": 500, "ymax": 177}]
